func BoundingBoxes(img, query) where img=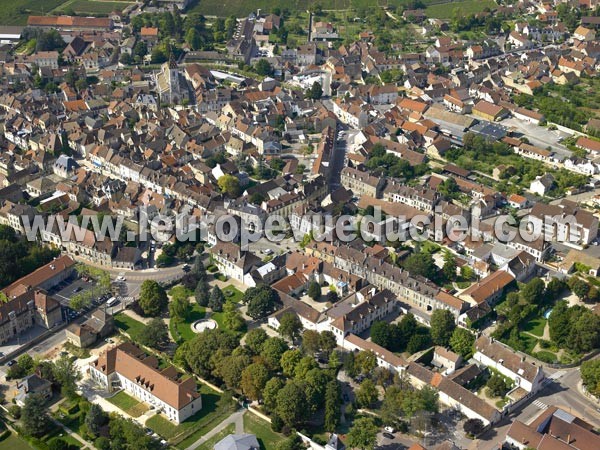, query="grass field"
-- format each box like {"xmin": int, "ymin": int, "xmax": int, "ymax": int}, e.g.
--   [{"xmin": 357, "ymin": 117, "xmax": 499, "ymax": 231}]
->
[
  {"xmin": 114, "ymin": 313, "xmax": 146, "ymax": 340},
  {"xmin": 197, "ymin": 424, "xmax": 235, "ymax": 450},
  {"xmin": 0, "ymin": 433, "xmax": 33, "ymax": 450},
  {"xmin": 107, "ymin": 391, "xmax": 149, "ymax": 417},
  {"xmin": 243, "ymin": 414, "xmax": 283, "ymax": 450},
  {"xmin": 522, "ymin": 317, "xmax": 547, "ymax": 337},
  {"xmin": 425, "ymin": 0, "xmax": 497, "ymax": 18},
  {"xmin": 57, "ymin": 0, "xmax": 134, "ymax": 15},
  {"xmin": 0, "ymin": 0, "xmax": 68, "ymax": 25}
]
